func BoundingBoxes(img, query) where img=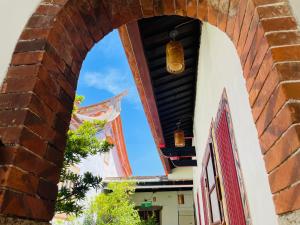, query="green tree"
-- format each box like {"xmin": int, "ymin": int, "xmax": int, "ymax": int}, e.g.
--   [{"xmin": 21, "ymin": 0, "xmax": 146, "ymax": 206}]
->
[
  {"xmin": 55, "ymin": 95, "xmax": 113, "ymax": 215},
  {"xmin": 140, "ymin": 216, "xmax": 159, "ymax": 225},
  {"xmin": 84, "ymin": 182, "xmax": 141, "ymax": 225}
]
